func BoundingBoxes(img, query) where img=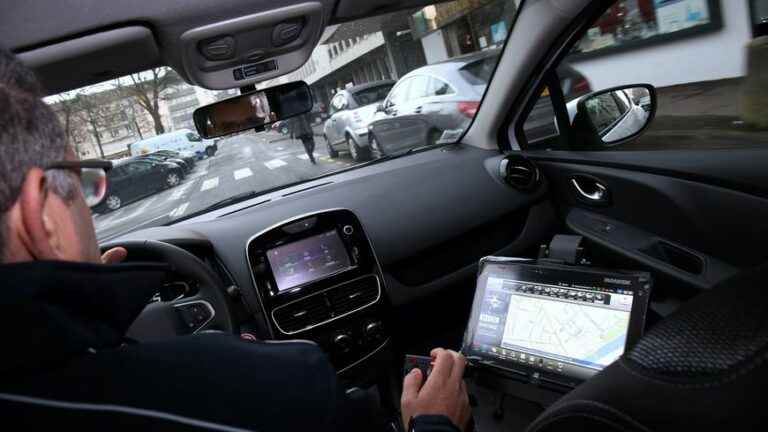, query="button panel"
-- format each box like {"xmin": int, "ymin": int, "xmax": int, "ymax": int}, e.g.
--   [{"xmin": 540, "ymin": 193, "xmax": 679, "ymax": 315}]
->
[{"xmin": 175, "ymin": 301, "xmax": 215, "ymax": 332}]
